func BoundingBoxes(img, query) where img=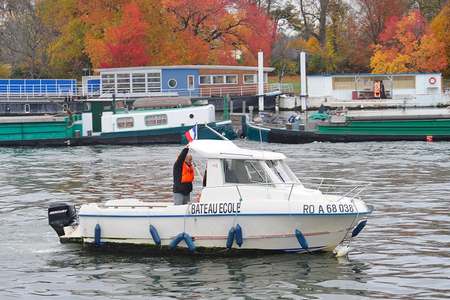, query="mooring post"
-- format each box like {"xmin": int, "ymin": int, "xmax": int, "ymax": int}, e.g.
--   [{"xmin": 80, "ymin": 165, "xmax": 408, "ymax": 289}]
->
[{"xmin": 223, "ymin": 94, "xmax": 230, "ymax": 120}]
